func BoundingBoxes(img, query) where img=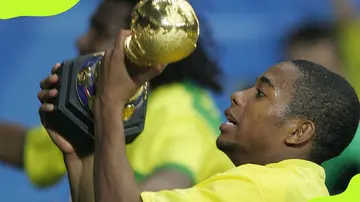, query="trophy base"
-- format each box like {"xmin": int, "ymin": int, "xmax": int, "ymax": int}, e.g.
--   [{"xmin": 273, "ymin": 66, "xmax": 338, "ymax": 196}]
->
[{"xmin": 46, "ymin": 54, "xmax": 147, "ymax": 158}]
